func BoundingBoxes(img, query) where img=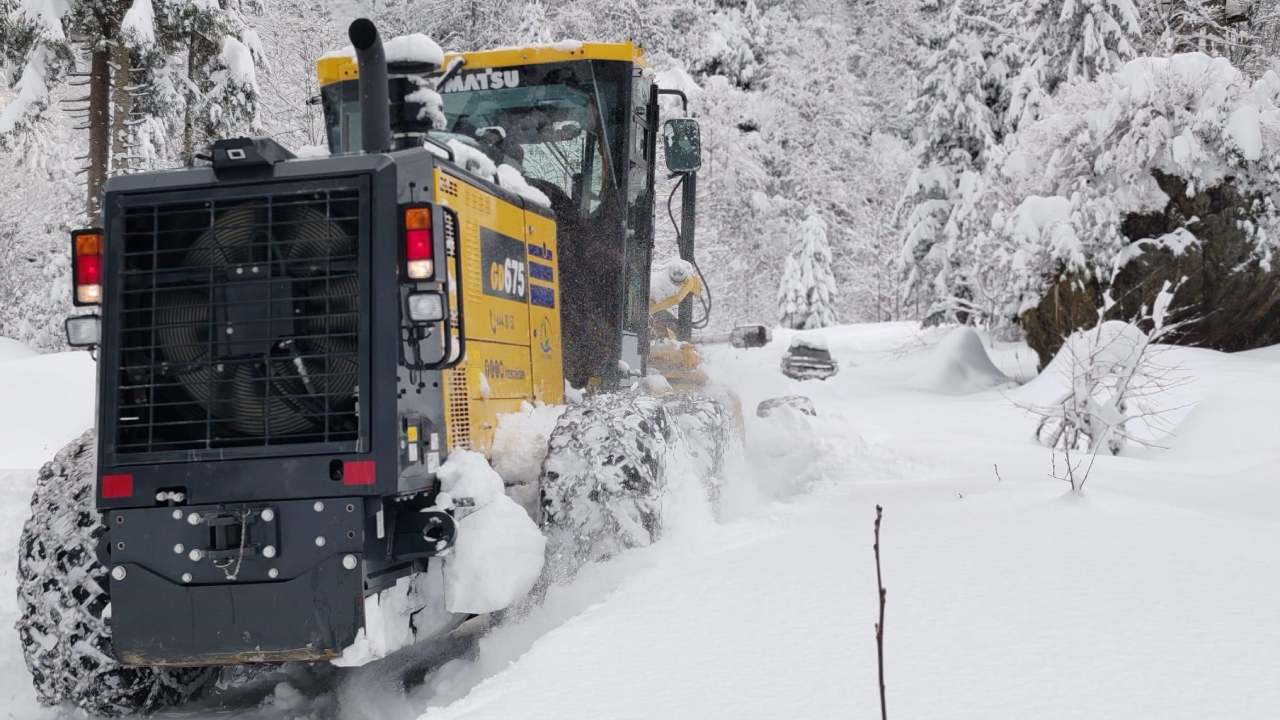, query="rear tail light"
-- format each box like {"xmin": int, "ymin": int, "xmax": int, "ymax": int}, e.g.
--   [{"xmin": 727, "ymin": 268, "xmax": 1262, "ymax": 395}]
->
[
  {"xmin": 71, "ymin": 228, "xmax": 103, "ymax": 306},
  {"xmin": 100, "ymin": 473, "xmax": 134, "ymax": 499},
  {"xmin": 341, "ymin": 460, "xmax": 376, "ymax": 486},
  {"xmin": 403, "ymin": 205, "xmax": 434, "ymax": 280}
]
